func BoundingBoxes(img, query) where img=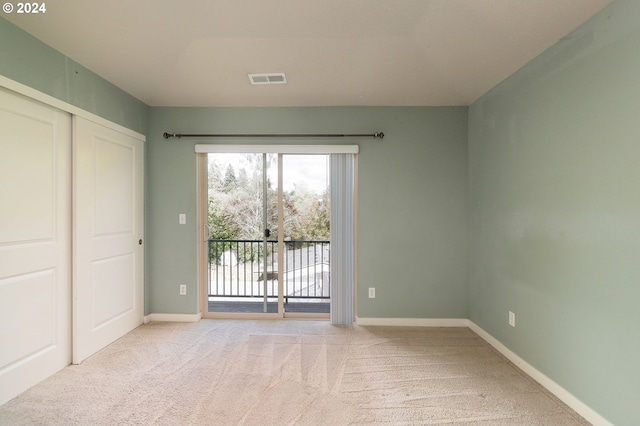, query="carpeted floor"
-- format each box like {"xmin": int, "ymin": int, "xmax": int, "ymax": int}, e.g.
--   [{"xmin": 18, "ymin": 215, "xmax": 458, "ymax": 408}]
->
[{"xmin": 0, "ymin": 320, "xmax": 589, "ymax": 425}]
